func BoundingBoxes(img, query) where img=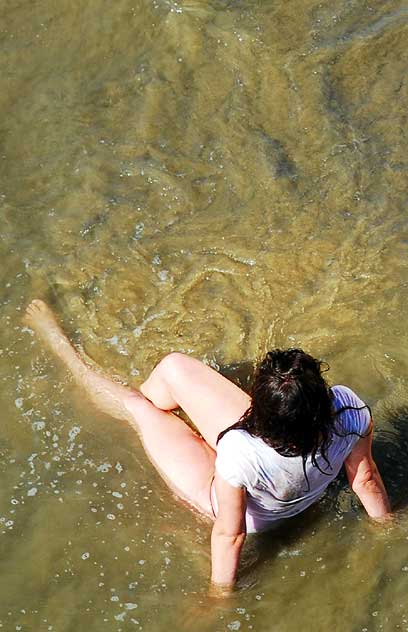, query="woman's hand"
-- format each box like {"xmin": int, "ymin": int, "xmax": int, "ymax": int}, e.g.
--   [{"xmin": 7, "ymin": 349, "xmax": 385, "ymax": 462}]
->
[{"xmin": 210, "ymin": 473, "xmax": 247, "ymax": 591}]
